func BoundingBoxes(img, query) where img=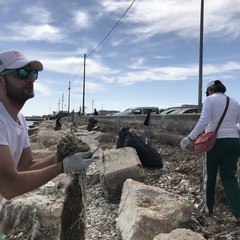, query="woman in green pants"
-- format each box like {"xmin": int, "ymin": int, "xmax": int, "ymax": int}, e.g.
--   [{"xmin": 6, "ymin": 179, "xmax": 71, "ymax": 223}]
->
[{"xmin": 180, "ymin": 80, "xmax": 240, "ymax": 221}]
